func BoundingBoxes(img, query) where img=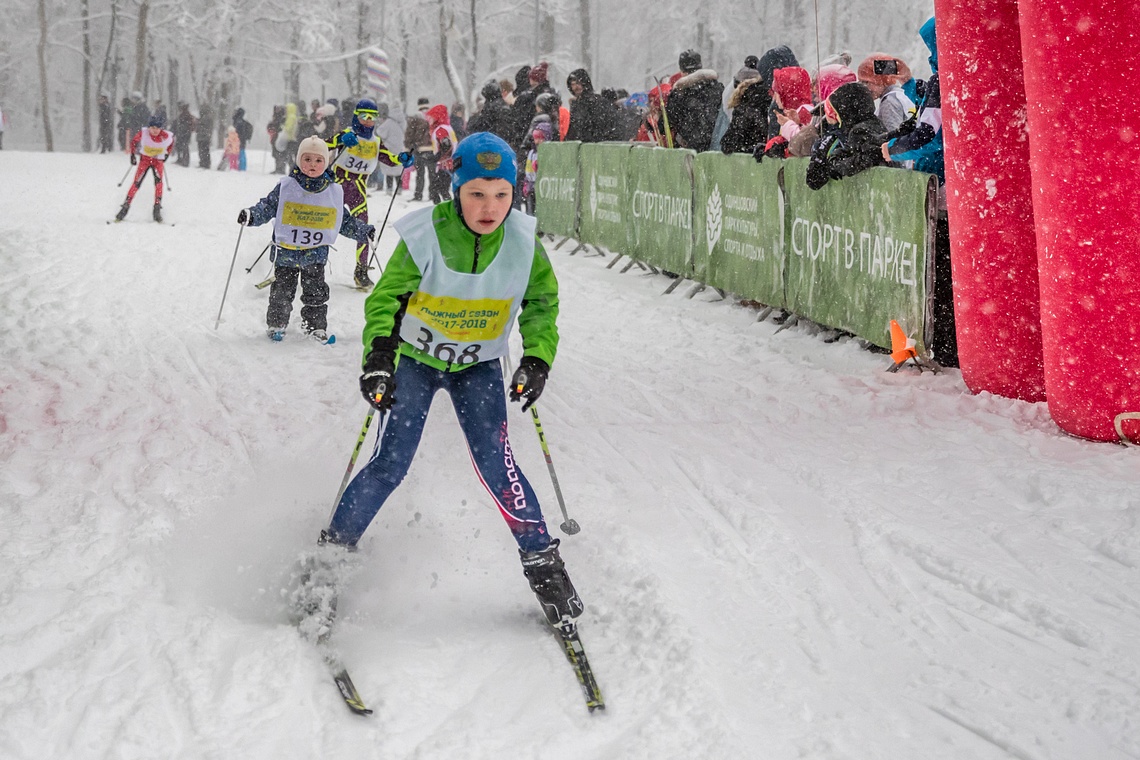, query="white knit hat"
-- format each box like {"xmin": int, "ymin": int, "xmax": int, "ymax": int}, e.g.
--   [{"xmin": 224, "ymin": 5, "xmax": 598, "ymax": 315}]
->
[{"xmin": 296, "ymin": 136, "xmax": 329, "ymax": 166}]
